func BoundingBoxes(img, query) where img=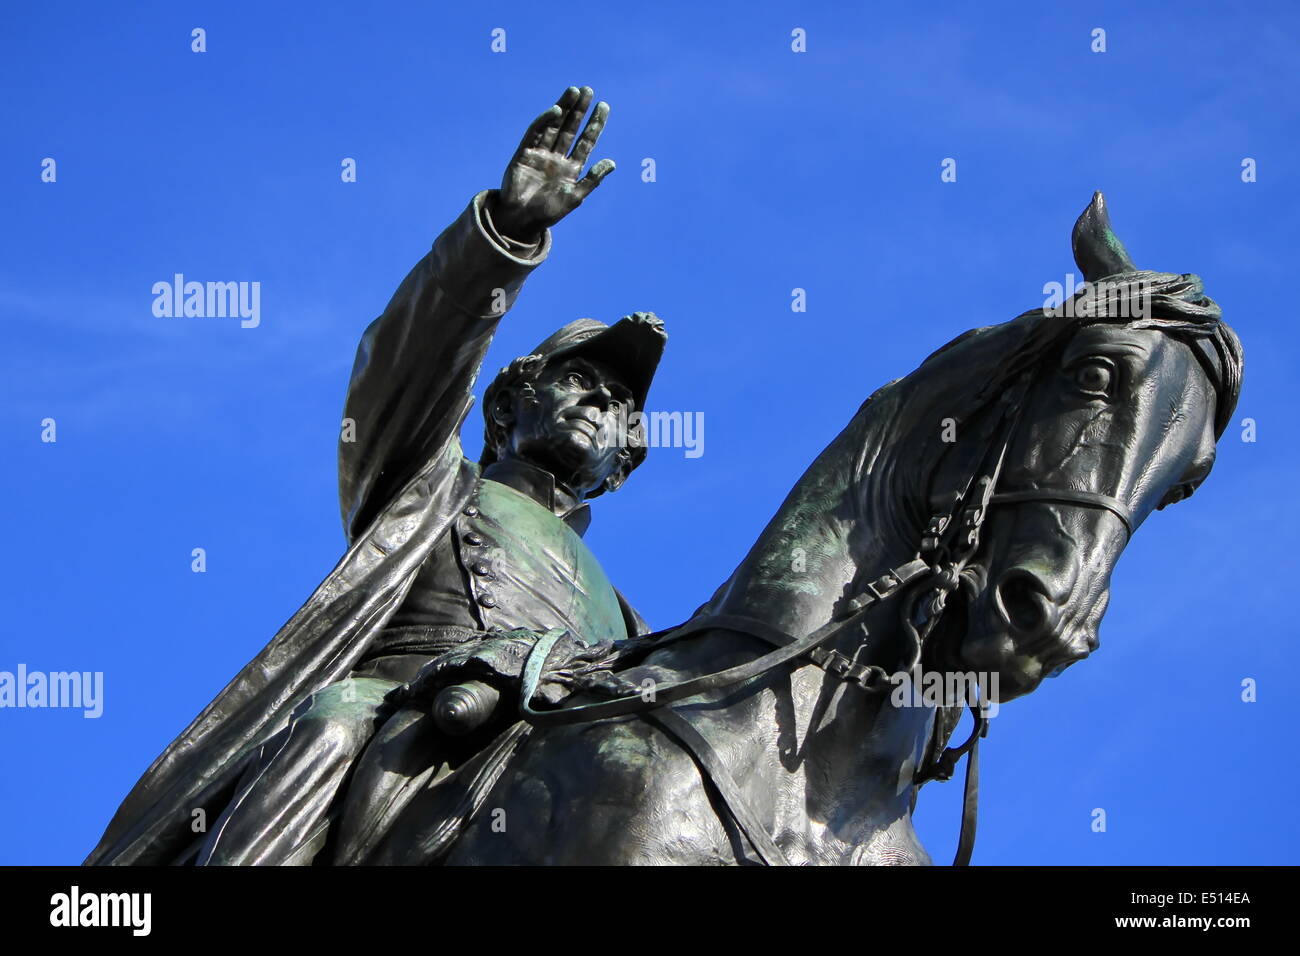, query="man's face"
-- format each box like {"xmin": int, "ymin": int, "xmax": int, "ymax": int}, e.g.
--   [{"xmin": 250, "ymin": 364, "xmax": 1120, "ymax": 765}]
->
[{"xmin": 497, "ymin": 355, "xmax": 636, "ymax": 497}]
